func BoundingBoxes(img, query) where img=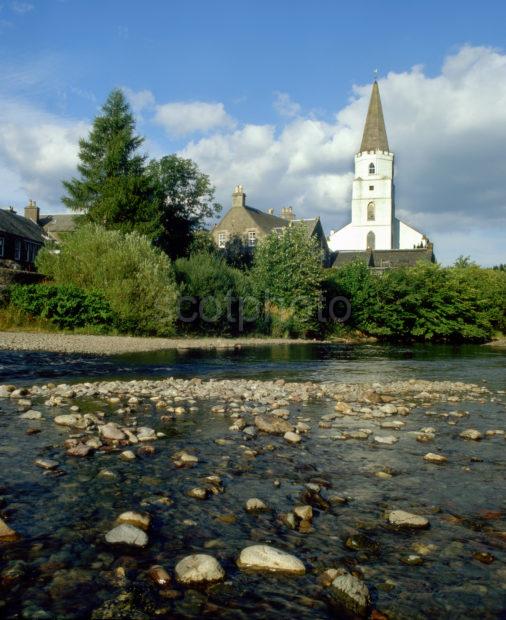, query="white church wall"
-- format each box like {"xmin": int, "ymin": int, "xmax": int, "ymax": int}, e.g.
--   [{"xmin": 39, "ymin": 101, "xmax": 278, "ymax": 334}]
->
[{"xmin": 398, "ymin": 220, "xmax": 425, "ymax": 248}]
